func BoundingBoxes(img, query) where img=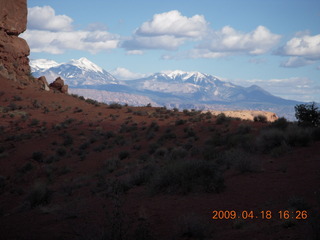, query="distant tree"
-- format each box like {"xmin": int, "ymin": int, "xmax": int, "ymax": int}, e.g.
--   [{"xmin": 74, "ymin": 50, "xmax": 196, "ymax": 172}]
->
[{"xmin": 294, "ymin": 102, "xmax": 320, "ymax": 127}]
